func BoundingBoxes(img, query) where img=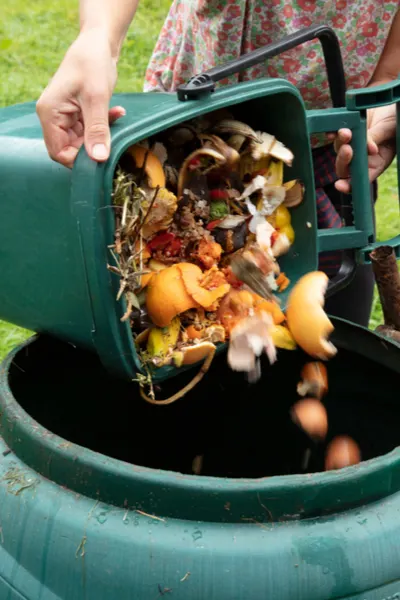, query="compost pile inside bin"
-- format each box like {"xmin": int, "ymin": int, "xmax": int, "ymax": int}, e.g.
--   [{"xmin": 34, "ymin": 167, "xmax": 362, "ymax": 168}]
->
[{"xmin": 109, "ymin": 109, "xmax": 333, "ymax": 403}]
